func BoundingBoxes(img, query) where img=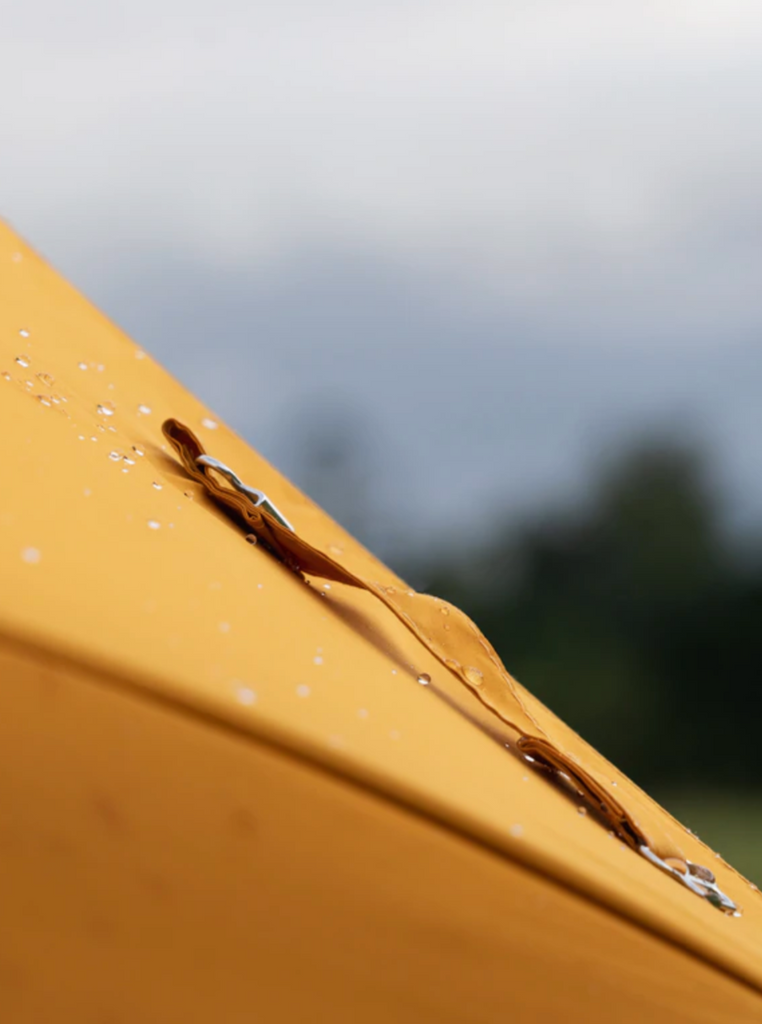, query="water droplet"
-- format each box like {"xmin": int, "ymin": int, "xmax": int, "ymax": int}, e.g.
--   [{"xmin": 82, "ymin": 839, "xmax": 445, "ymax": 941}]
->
[
  {"xmin": 36, "ymin": 395, "xmax": 51, "ymax": 407},
  {"xmin": 389, "ymin": 730, "xmax": 401, "ymax": 740},
  {"xmin": 510, "ymin": 824, "xmax": 524, "ymax": 838},
  {"xmin": 391, "ymin": 669, "xmax": 398, "ymax": 675},
  {"xmin": 78, "ymin": 362, "xmax": 88, "ymax": 370},
  {"xmin": 245, "ymin": 534, "xmax": 257, "ymax": 544},
  {"xmin": 578, "ymin": 806, "xmax": 588, "ymax": 816},
  {"xmin": 21, "ymin": 547, "xmax": 41, "ymax": 564},
  {"xmin": 611, "ymin": 780, "xmax": 618, "ymax": 787},
  {"xmin": 83, "ymin": 489, "xmax": 92, "ymax": 497},
  {"xmin": 464, "ymin": 666, "xmax": 484, "ymax": 687},
  {"xmin": 296, "ymin": 684, "xmax": 310, "ymax": 697},
  {"xmin": 36, "ymin": 372, "xmax": 55, "ymax": 386},
  {"xmin": 201, "ymin": 417, "xmax": 218, "ymax": 430},
  {"xmin": 147, "ymin": 520, "xmax": 161, "ymax": 530},
  {"xmin": 357, "ymin": 708, "xmax": 369, "ymax": 719},
  {"xmin": 15, "ymin": 355, "xmax": 30, "ymax": 368},
  {"xmin": 313, "ymin": 656, "xmax": 323, "ymax": 665},
  {"xmin": 152, "ymin": 481, "xmax": 163, "ymax": 490},
  {"xmin": 417, "ymin": 673, "xmax": 431, "ymax": 686},
  {"xmin": 236, "ymin": 686, "xmax": 256, "ymax": 706},
  {"xmin": 97, "ymin": 402, "xmax": 115, "ymax": 417},
  {"xmin": 19, "ymin": 329, "xmax": 29, "ymax": 338},
  {"xmin": 137, "ymin": 403, "xmax": 151, "ymax": 415},
  {"xmin": 1, "ymin": 371, "xmax": 11, "ymax": 381},
  {"xmin": 96, "ymin": 364, "xmax": 105, "ymax": 372},
  {"xmin": 322, "ymin": 584, "xmax": 331, "ymax": 591},
  {"xmin": 219, "ymin": 622, "xmax": 231, "ymax": 633},
  {"xmin": 440, "ymin": 606, "xmax": 449, "ymax": 616},
  {"xmin": 108, "ymin": 451, "xmax": 122, "ymax": 461},
  {"xmin": 90, "ymin": 436, "xmax": 98, "ymax": 442},
  {"xmin": 328, "ymin": 543, "xmax": 344, "ymax": 555},
  {"xmin": 135, "ymin": 350, "xmax": 146, "ymax": 360},
  {"xmin": 122, "ymin": 457, "xmax": 136, "ymax": 466},
  {"xmin": 132, "ymin": 445, "xmax": 145, "ymax": 457},
  {"xmin": 524, "ymin": 754, "xmax": 536, "ymax": 763}
]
